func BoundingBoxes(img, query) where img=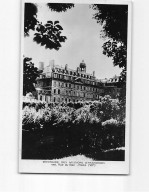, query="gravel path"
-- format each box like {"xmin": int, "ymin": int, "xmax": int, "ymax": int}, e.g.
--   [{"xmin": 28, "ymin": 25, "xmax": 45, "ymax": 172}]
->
[{"xmin": 55, "ymin": 154, "xmax": 93, "ymax": 161}]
